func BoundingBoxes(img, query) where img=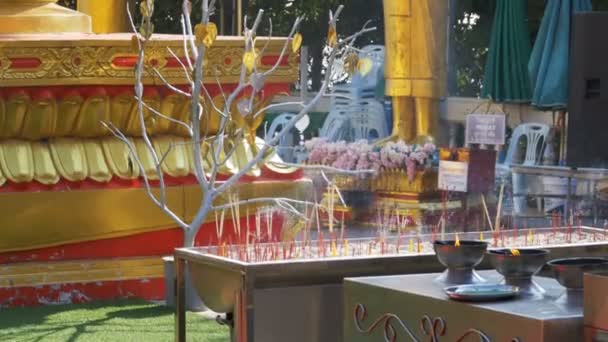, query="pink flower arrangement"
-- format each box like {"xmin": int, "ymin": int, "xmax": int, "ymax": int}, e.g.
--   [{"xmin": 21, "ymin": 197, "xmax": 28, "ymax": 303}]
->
[
  {"xmin": 378, "ymin": 141, "xmax": 436, "ymax": 181},
  {"xmin": 305, "ymin": 139, "xmax": 381, "ymax": 172},
  {"xmin": 305, "ymin": 139, "xmax": 436, "ymax": 181}
]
